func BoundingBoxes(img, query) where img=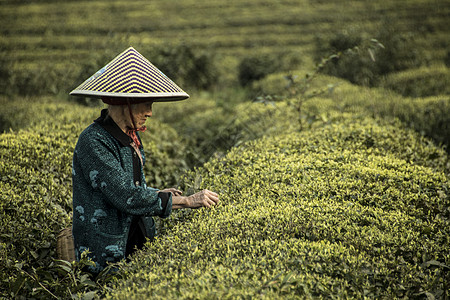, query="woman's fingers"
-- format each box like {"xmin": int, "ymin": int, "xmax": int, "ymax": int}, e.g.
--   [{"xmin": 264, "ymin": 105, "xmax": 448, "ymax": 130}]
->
[
  {"xmin": 201, "ymin": 189, "xmax": 220, "ymax": 207},
  {"xmin": 206, "ymin": 190, "xmax": 219, "ymax": 204},
  {"xmin": 189, "ymin": 189, "xmax": 220, "ymax": 208},
  {"xmin": 172, "ymin": 189, "xmax": 183, "ymax": 196},
  {"xmin": 160, "ymin": 188, "xmax": 183, "ymax": 196}
]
